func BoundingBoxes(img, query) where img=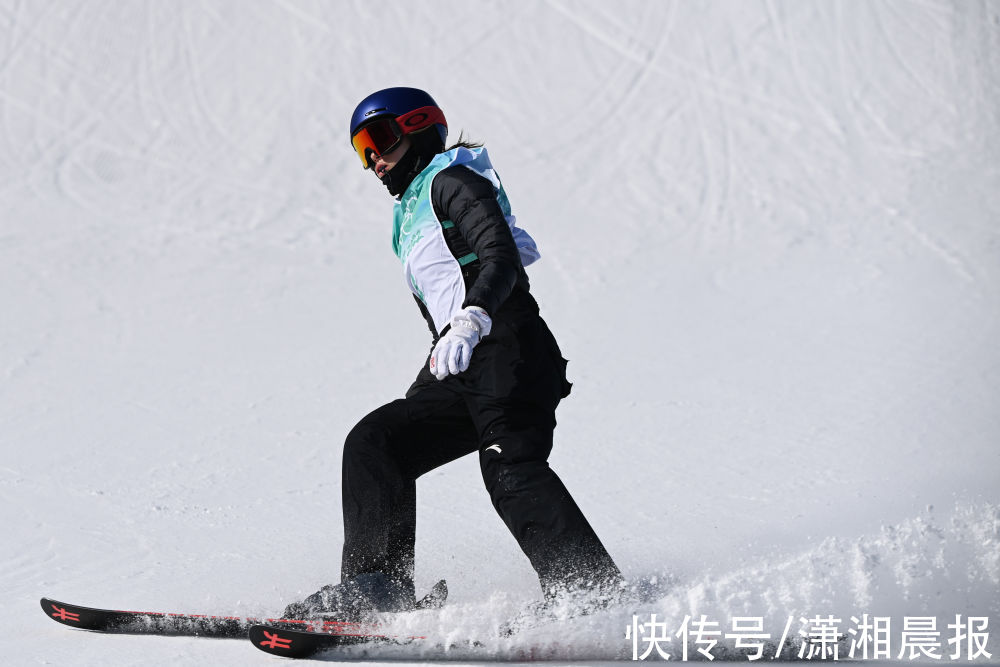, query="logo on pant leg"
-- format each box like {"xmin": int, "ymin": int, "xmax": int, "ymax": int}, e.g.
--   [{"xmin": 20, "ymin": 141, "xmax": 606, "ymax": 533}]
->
[{"xmin": 486, "ymin": 443, "xmax": 503, "ymax": 454}]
